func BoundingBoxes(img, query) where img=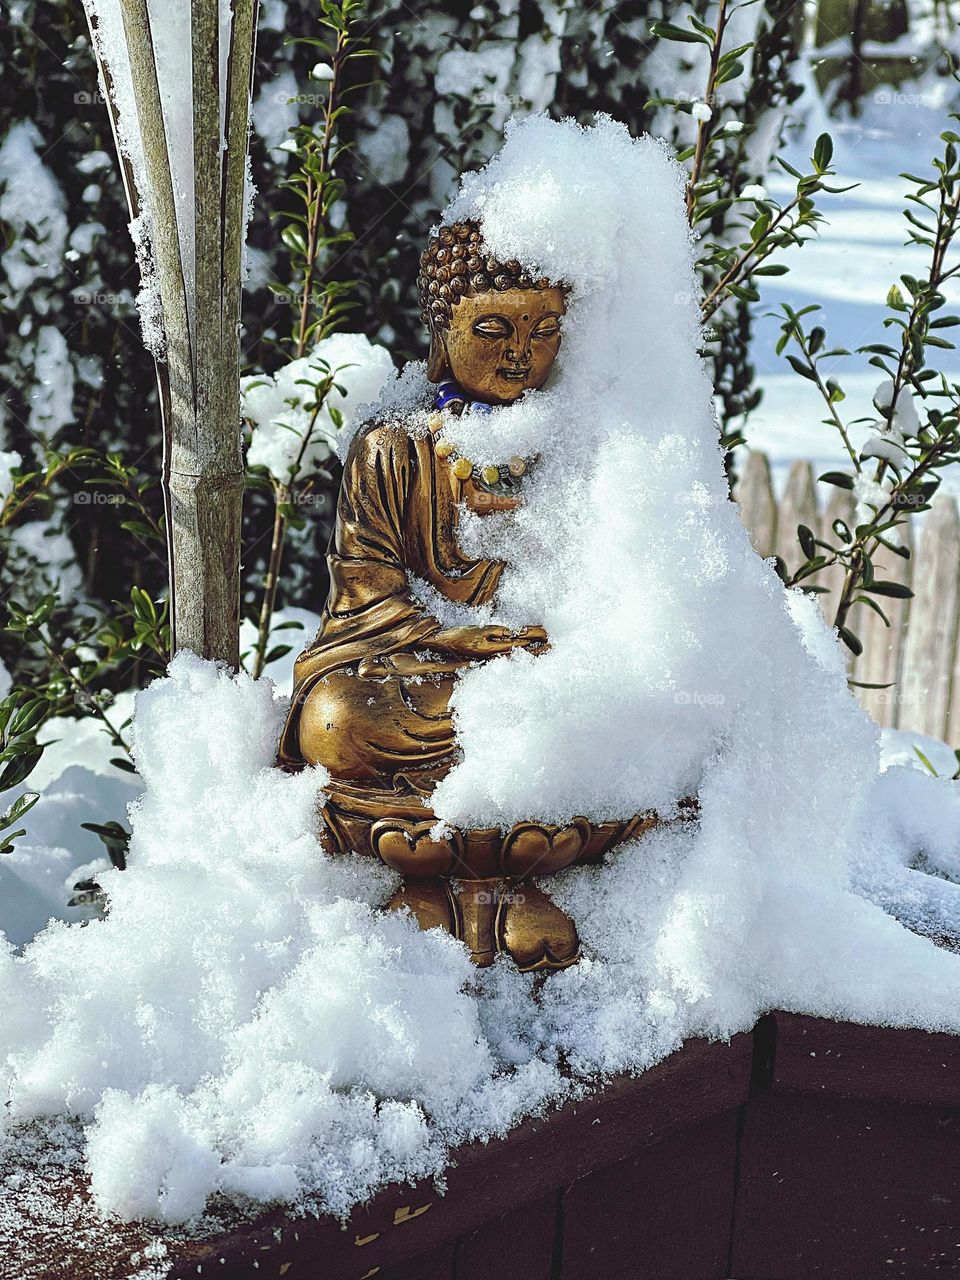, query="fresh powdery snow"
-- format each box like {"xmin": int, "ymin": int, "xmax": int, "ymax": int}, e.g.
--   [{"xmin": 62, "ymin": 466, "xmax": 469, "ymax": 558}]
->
[
  {"xmin": 6, "ymin": 116, "xmax": 960, "ymax": 1243},
  {"xmin": 242, "ymin": 333, "xmax": 396, "ymax": 485}
]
